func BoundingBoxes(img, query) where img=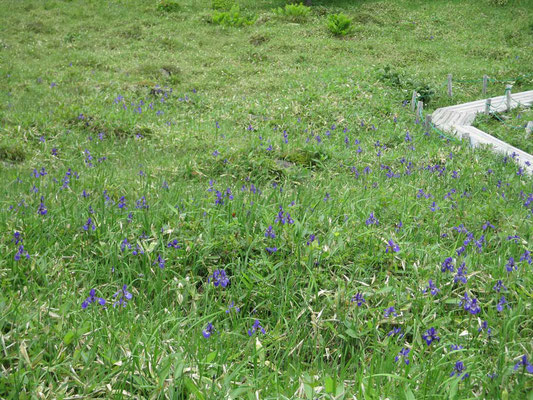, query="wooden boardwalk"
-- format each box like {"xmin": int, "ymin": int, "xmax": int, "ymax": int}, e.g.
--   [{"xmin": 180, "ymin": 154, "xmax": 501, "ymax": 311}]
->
[{"xmin": 431, "ymin": 90, "xmax": 533, "ymax": 174}]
